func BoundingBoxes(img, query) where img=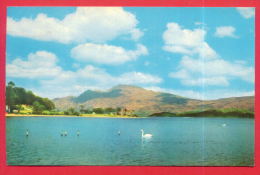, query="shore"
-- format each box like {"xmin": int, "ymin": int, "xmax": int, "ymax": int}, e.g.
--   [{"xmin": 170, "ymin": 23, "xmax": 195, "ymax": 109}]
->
[{"xmin": 6, "ymin": 113, "xmax": 141, "ymax": 118}]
